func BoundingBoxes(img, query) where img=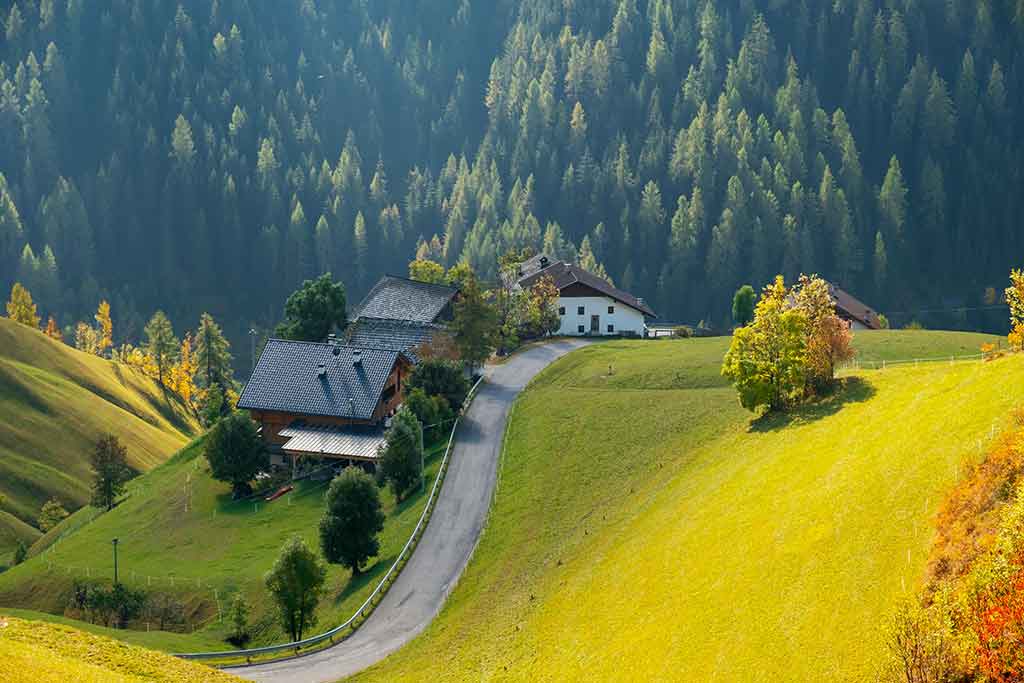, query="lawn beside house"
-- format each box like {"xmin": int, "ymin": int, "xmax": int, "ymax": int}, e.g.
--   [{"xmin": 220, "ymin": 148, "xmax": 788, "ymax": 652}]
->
[
  {"xmin": 353, "ymin": 331, "xmax": 1022, "ymax": 682},
  {"xmin": 0, "ymin": 435, "xmax": 448, "ymax": 653}
]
